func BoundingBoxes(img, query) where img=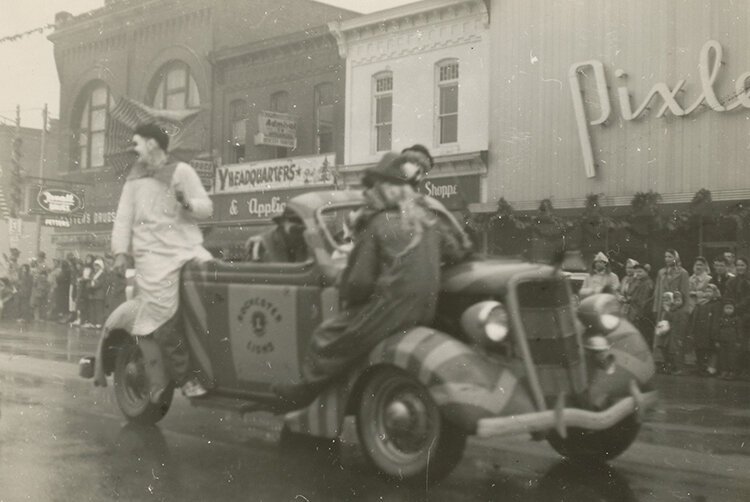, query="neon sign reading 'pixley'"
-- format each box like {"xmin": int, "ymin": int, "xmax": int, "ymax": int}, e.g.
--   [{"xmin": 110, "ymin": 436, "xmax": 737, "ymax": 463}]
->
[{"xmin": 569, "ymin": 40, "xmax": 750, "ymax": 178}]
